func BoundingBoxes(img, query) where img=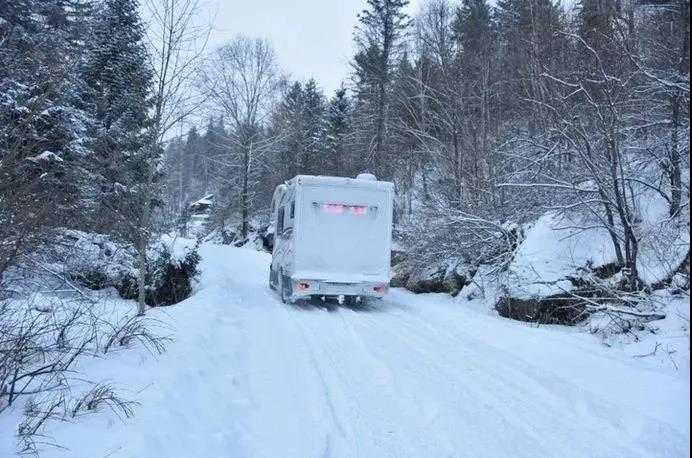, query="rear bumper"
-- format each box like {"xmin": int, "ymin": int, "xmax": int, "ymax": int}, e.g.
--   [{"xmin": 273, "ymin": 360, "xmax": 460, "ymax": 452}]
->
[{"xmin": 289, "ymin": 279, "xmax": 389, "ymax": 299}]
